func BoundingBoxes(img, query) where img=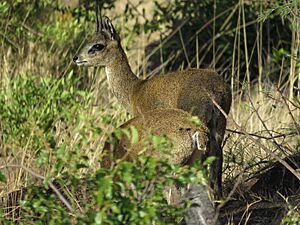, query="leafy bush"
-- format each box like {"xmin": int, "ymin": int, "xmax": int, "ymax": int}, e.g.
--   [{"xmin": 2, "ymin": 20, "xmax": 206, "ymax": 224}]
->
[
  {"xmin": 0, "ymin": 73, "xmax": 207, "ymax": 224},
  {"xmin": 14, "ymin": 159, "xmax": 205, "ymax": 224}
]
